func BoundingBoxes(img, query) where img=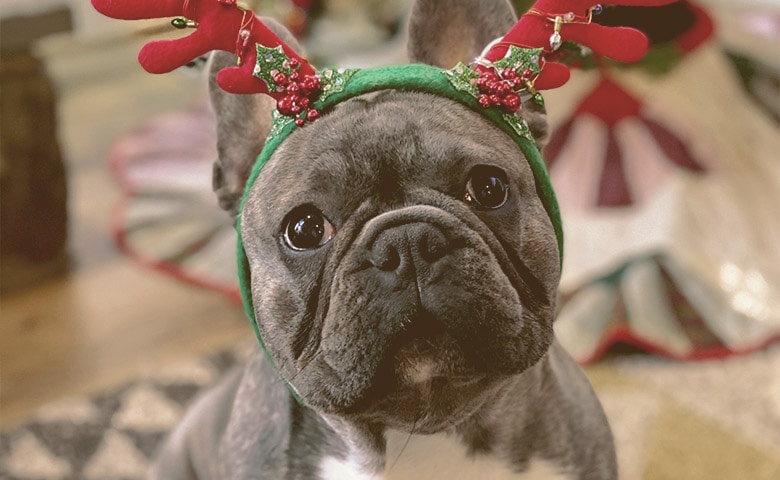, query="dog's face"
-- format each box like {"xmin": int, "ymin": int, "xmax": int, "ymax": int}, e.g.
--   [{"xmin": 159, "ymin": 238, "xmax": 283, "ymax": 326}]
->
[
  {"xmin": 239, "ymin": 91, "xmax": 559, "ymax": 430},
  {"xmin": 210, "ymin": 0, "xmax": 560, "ymax": 432}
]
